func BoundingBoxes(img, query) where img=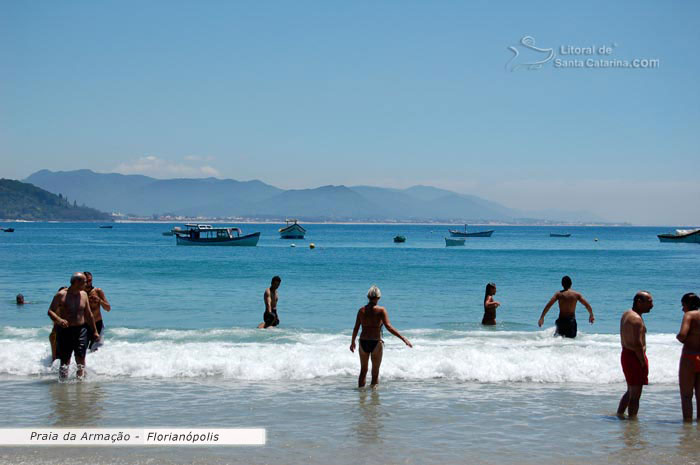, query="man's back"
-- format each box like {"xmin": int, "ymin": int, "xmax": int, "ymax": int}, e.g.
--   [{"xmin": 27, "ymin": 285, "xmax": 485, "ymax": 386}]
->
[{"xmin": 556, "ymin": 289, "xmax": 581, "ymax": 317}]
